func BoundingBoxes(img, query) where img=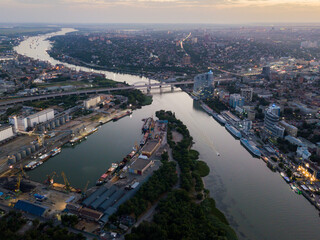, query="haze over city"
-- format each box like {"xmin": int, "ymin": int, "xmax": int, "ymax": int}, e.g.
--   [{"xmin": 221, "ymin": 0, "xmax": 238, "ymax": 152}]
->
[
  {"xmin": 1, "ymin": 0, "xmax": 320, "ymax": 239},
  {"xmin": 1, "ymin": 0, "xmax": 320, "ymax": 24}
]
